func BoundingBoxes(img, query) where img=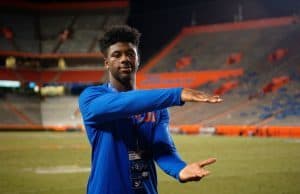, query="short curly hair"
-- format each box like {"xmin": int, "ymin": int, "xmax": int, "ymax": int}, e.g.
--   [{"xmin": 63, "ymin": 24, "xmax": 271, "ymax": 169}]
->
[{"xmin": 99, "ymin": 25, "xmax": 141, "ymax": 56}]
